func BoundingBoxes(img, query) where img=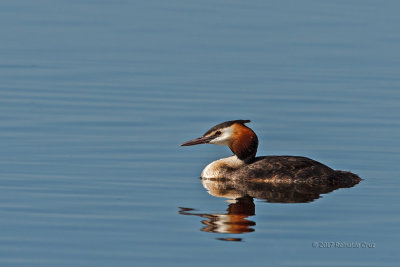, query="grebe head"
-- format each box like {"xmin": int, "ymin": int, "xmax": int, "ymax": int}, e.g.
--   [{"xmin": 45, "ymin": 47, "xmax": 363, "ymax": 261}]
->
[{"xmin": 181, "ymin": 120, "xmax": 259, "ymax": 162}]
